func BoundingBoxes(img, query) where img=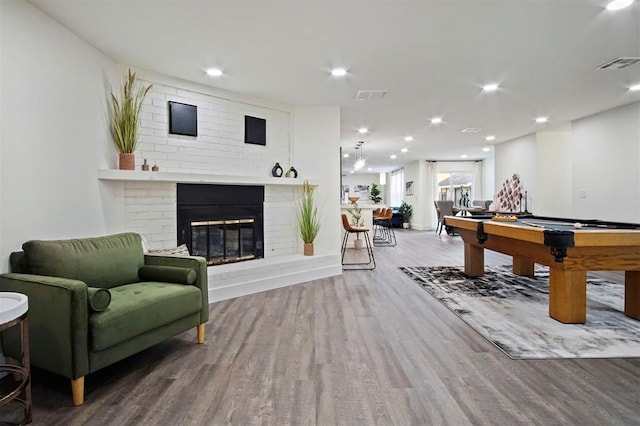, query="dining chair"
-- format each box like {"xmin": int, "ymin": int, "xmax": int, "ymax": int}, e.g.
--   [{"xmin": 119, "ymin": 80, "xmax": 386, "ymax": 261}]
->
[
  {"xmin": 341, "ymin": 214, "xmax": 376, "ymax": 270},
  {"xmin": 435, "ymin": 200, "xmax": 455, "ymax": 235}
]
